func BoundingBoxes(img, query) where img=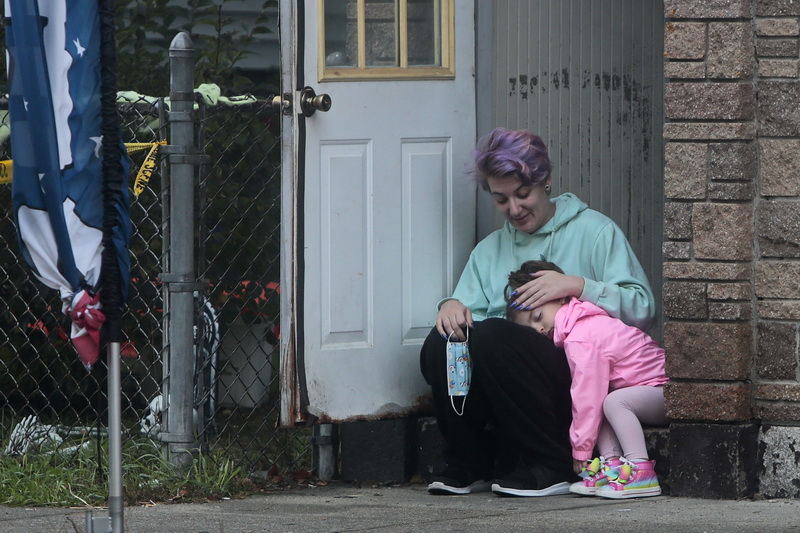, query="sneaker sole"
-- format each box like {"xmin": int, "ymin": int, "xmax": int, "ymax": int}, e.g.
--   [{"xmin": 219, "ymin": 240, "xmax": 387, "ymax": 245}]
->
[
  {"xmin": 596, "ymin": 487, "xmax": 662, "ymax": 499},
  {"xmin": 428, "ymin": 480, "xmax": 491, "ymax": 495},
  {"xmin": 569, "ymin": 484, "xmax": 599, "ymax": 496},
  {"xmin": 491, "ymin": 481, "xmax": 572, "ymax": 497}
]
